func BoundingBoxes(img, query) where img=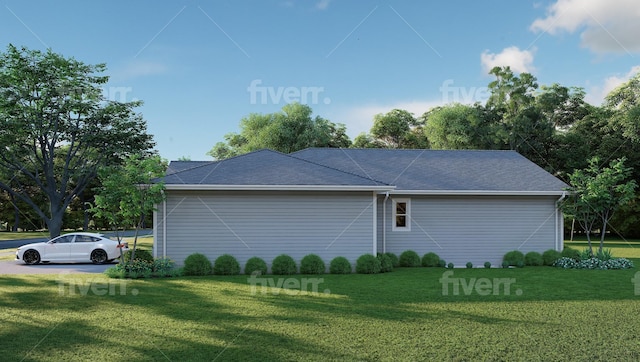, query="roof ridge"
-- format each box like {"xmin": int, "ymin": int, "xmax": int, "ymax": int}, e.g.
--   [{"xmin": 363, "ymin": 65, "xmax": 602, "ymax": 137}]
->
[
  {"xmin": 166, "ymin": 149, "xmax": 281, "ymax": 177},
  {"xmin": 287, "ymin": 150, "xmax": 391, "ymax": 186}
]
